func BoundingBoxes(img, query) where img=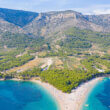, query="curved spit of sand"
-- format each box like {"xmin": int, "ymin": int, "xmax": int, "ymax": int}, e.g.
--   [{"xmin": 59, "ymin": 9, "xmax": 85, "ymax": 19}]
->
[{"xmin": 31, "ymin": 77, "xmax": 101, "ymax": 110}]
